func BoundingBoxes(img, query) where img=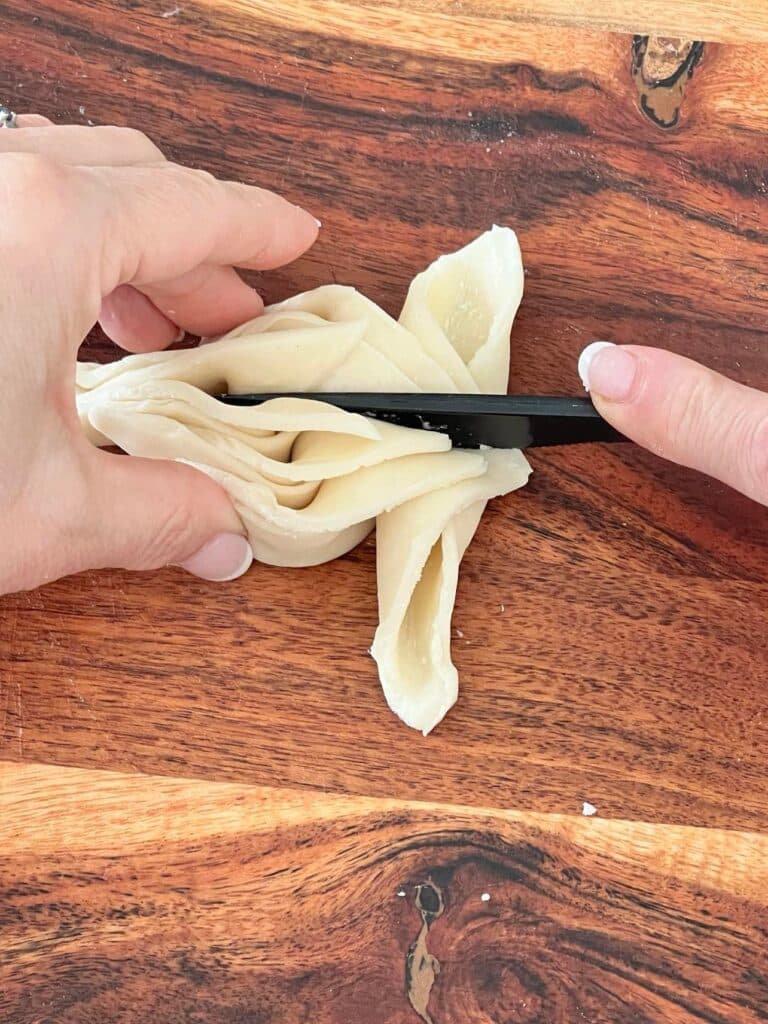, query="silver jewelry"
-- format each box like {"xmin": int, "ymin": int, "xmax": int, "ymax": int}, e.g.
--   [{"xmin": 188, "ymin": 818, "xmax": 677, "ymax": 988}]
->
[{"xmin": 0, "ymin": 107, "xmax": 18, "ymax": 128}]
